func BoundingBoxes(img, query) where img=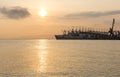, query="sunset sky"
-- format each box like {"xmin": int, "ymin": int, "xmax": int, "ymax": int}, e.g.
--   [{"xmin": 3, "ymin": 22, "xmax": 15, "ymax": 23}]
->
[{"xmin": 0, "ymin": 0, "xmax": 120, "ymax": 39}]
